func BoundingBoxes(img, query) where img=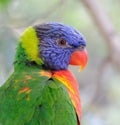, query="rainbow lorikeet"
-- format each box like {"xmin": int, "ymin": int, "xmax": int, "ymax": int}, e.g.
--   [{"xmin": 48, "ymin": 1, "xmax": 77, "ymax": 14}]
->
[{"xmin": 0, "ymin": 23, "xmax": 88, "ymax": 125}]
